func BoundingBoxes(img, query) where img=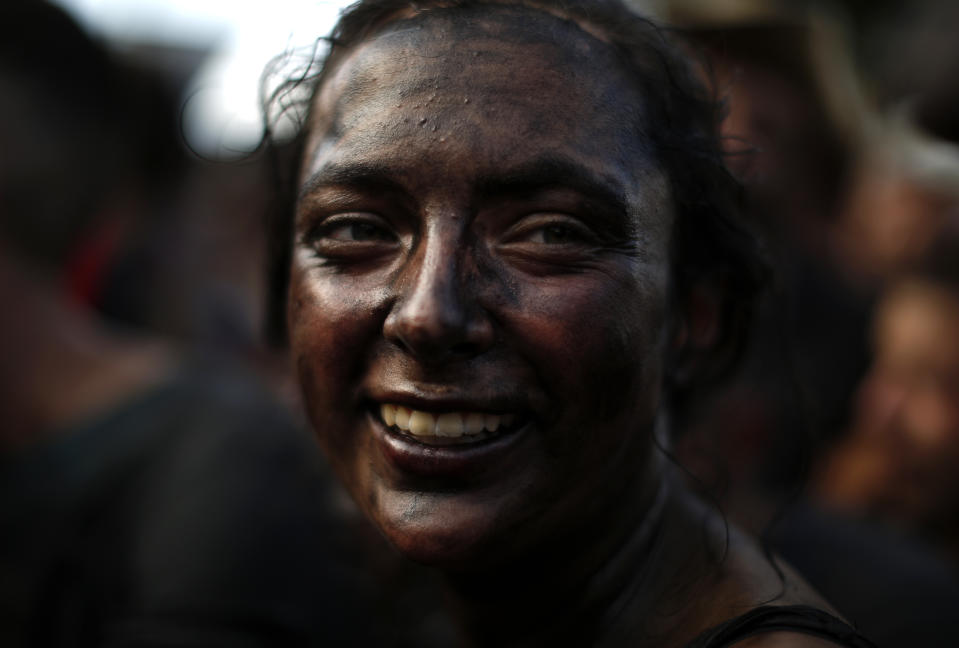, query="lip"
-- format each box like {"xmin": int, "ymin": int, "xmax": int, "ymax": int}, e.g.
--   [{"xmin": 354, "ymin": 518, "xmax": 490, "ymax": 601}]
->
[
  {"xmin": 366, "ymin": 391, "xmax": 531, "ymax": 479},
  {"xmin": 367, "ymin": 386, "xmax": 528, "ymax": 414}
]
